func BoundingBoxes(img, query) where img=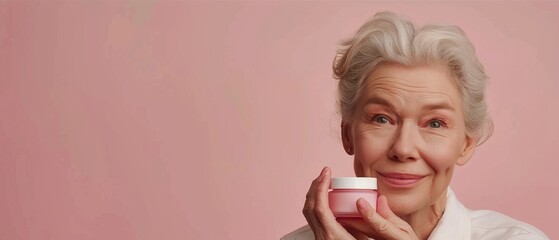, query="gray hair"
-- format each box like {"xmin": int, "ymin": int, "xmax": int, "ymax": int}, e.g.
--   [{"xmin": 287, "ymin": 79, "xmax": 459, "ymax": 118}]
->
[{"xmin": 333, "ymin": 11, "xmax": 493, "ymax": 144}]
